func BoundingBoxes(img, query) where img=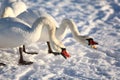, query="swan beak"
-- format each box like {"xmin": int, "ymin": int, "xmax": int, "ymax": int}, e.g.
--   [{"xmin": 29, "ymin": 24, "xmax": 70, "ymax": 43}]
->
[
  {"xmin": 86, "ymin": 38, "xmax": 98, "ymax": 49},
  {"xmin": 61, "ymin": 48, "xmax": 71, "ymax": 59},
  {"xmin": 91, "ymin": 45, "xmax": 97, "ymax": 49}
]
